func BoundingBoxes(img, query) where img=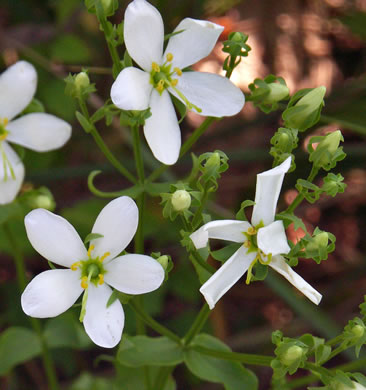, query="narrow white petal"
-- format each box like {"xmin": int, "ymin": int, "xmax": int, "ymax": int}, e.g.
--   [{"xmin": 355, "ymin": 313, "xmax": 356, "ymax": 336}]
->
[
  {"xmin": 111, "ymin": 67, "xmax": 152, "ymax": 110},
  {"xmin": 269, "ymin": 255, "xmax": 322, "ymax": 305},
  {"xmin": 190, "ymin": 220, "xmax": 249, "ymax": 249},
  {"xmin": 0, "ymin": 61, "xmax": 37, "ymax": 120},
  {"xmin": 169, "ymin": 72, "xmax": 244, "ymax": 117},
  {"xmin": 83, "ymin": 283, "xmax": 124, "ymax": 348},
  {"xmin": 25, "ymin": 209, "xmax": 87, "ymax": 268},
  {"xmin": 21, "ymin": 269, "xmax": 82, "ymax": 318},
  {"xmin": 0, "ymin": 142, "xmax": 24, "ymax": 205},
  {"xmin": 251, "ymin": 157, "xmax": 292, "ymax": 227},
  {"xmin": 200, "ymin": 246, "xmax": 256, "ymax": 309},
  {"xmin": 257, "ymin": 220, "xmax": 290, "ymax": 256},
  {"xmin": 6, "ymin": 113, "xmax": 71, "ymax": 152},
  {"xmin": 143, "ymin": 89, "xmax": 180, "ymax": 165},
  {"xmin": 124, "ymin": 0, "xmax": 164, "ymax": 71},
  {"xmin": 91, "ymin": 197, "xmax": 138, "ymax": 261},
  {"xmin": 105, "ymin": 254, "xmax": 164, "ymax": 295},
  {"xmin": 164, "ymin": 18, "xmax": 223, "ymax": 70}
]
